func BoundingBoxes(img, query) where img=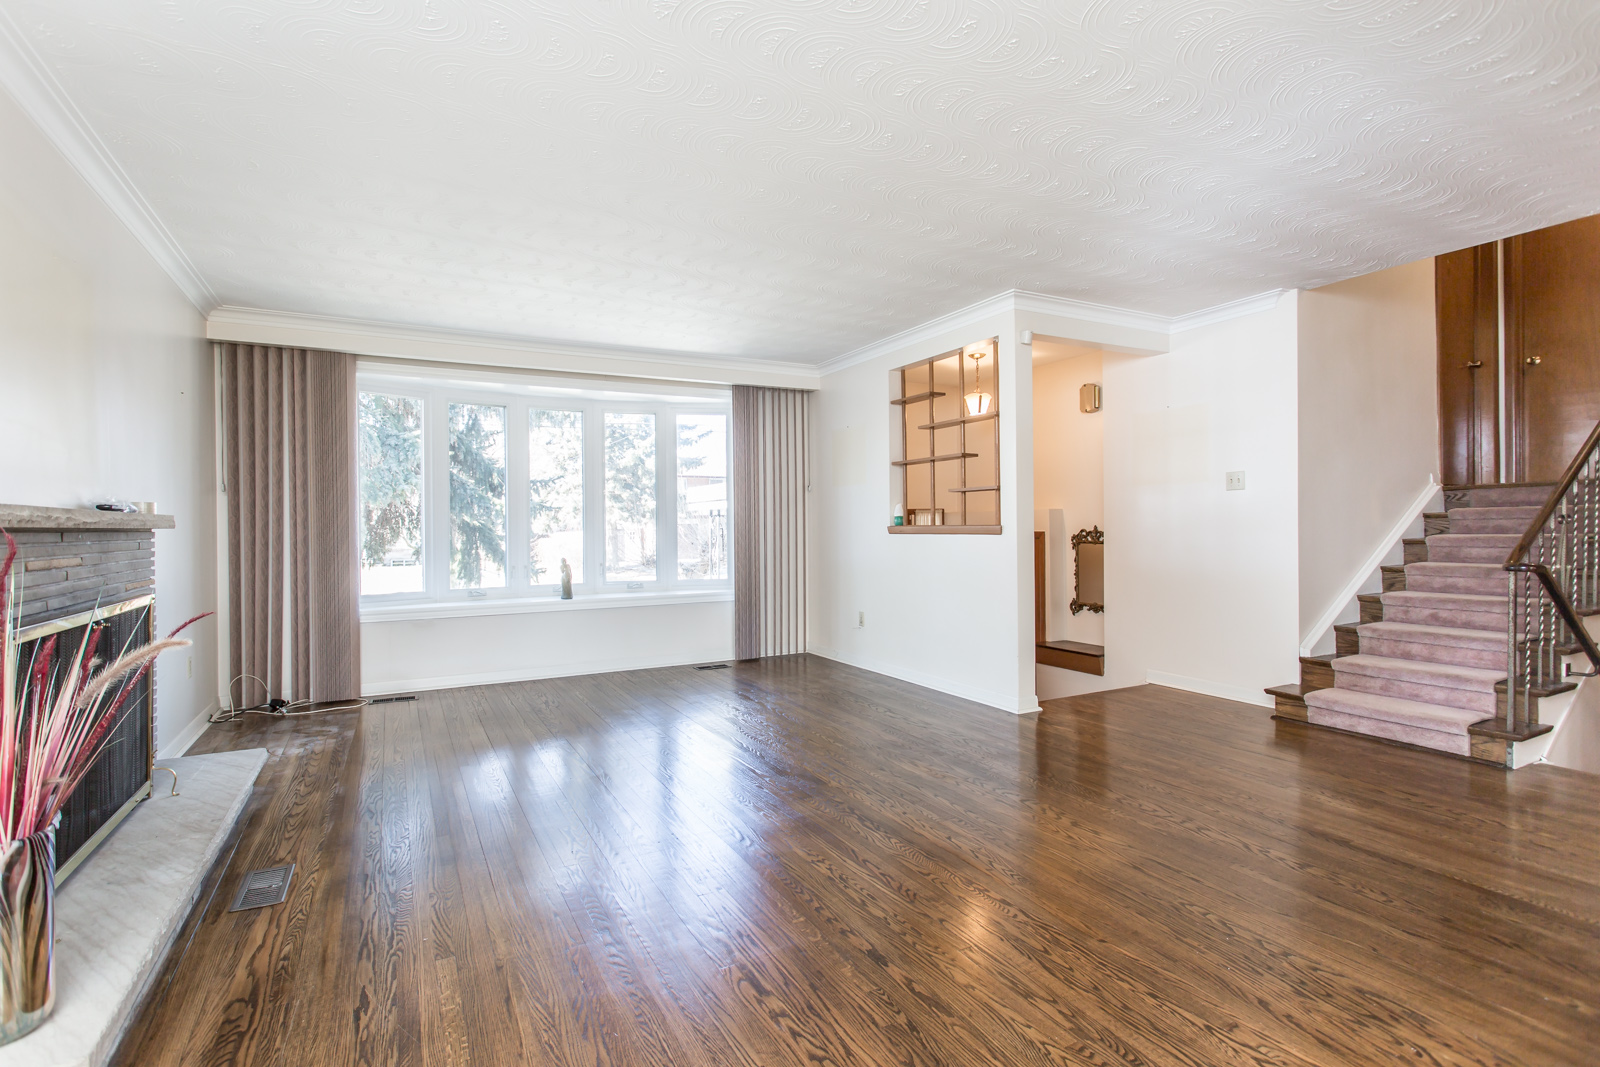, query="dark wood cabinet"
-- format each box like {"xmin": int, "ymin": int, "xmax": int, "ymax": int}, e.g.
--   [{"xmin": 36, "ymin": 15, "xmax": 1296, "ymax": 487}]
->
[{"xmin": 1436, "ymin": 213, "xmax": 1600, "ymax": 484}]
